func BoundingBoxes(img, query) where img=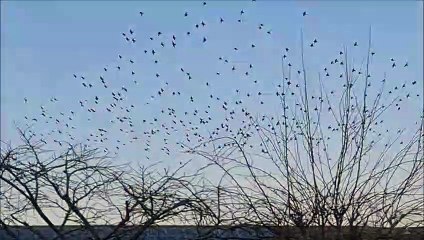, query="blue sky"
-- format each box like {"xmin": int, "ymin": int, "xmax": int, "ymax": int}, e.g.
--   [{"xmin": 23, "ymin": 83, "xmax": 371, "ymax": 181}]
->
[{"xmin": 1, "ymin": 0, "xmax": 423, "ymax": 168}]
